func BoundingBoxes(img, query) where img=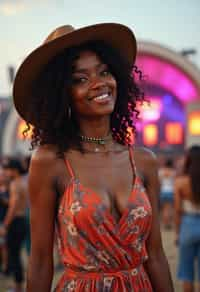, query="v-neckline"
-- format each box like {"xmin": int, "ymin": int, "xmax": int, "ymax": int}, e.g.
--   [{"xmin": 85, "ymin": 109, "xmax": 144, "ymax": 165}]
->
[
  {"xmin": 70, "ymin": 170, "xmax": 138, "ymax": 227},
  {"xmin": 65, "ymin": 147, "xmax": 137, "ymax": 227}
]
